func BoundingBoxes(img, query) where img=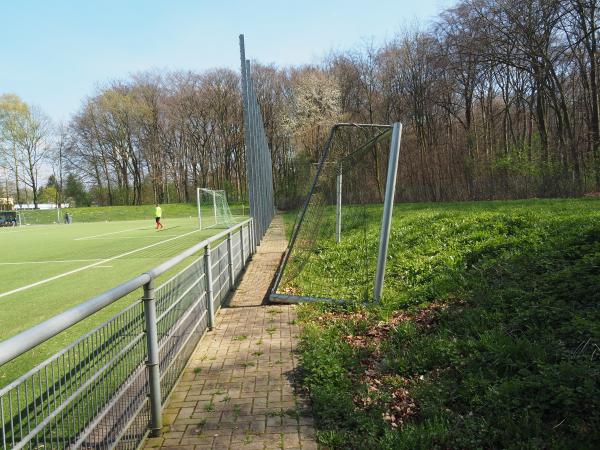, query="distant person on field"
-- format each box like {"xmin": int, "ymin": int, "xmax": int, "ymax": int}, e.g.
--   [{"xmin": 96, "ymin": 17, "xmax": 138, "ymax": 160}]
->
[{"xmin": 155, "ymin": 204, "xmax": 163, "ymax": 230}]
